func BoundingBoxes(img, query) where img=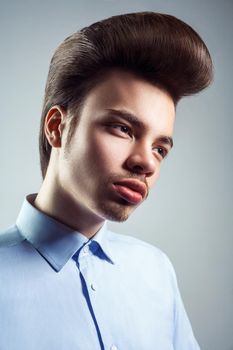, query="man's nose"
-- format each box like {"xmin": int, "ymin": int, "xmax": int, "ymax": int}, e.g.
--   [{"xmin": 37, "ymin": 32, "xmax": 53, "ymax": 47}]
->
[{"xmin": 125, "ymin": 143, "xmax": 157, "ymax": 177}]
